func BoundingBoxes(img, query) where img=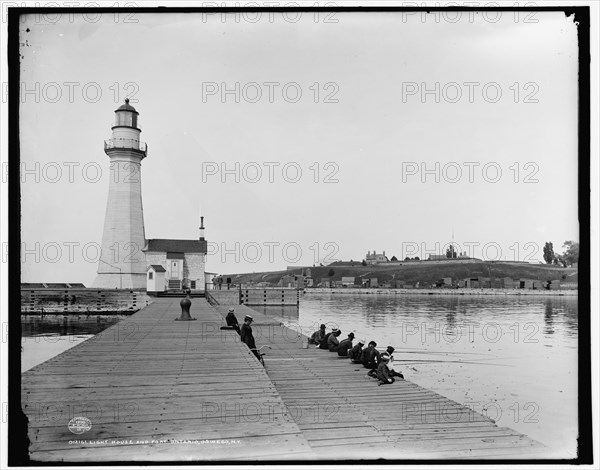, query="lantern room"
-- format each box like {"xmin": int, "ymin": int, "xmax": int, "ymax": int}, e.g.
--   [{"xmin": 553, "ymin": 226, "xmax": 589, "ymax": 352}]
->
[{"xmin": 113, "ymin": 98, "xmax": 139, "ymax": 130}]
